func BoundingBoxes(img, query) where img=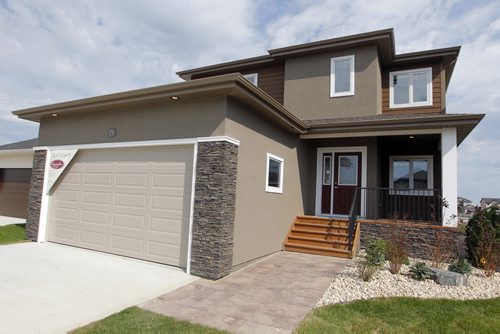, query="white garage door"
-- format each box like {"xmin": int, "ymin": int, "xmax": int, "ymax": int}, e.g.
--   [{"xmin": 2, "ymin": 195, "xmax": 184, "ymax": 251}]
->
[{"xmin": 47, "ymin": 145, "xmax": 193, "ymax": 267}]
